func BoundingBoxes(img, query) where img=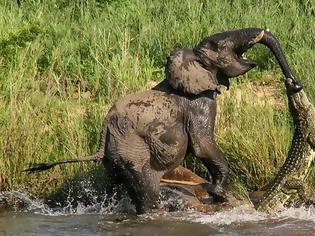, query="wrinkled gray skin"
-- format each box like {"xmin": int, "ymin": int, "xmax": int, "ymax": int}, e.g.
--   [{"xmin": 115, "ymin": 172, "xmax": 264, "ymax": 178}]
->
[
  {"xmin": 92, "ymin": 28, "xmax": 300, "ymax": 213},
  {"xmin": 24, "ymin": 28, "xmax": 300, "ymax": 214}
]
